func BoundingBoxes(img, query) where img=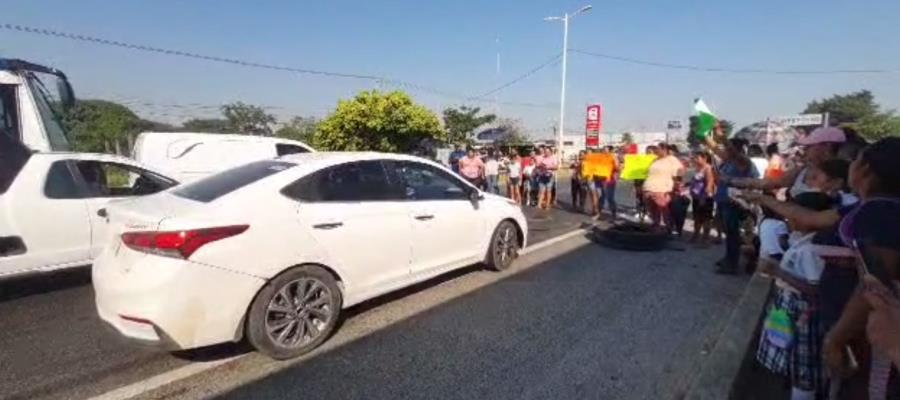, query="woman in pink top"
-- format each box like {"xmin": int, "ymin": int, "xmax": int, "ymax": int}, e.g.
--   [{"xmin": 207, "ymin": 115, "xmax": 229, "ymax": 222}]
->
[
  {"xmin": 536, "ymin": 147, "xmax": 559, "ymax": 209},
  {"xmin": 457, "ymin": 148, "xmax": 485, "ymax": 188}
]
